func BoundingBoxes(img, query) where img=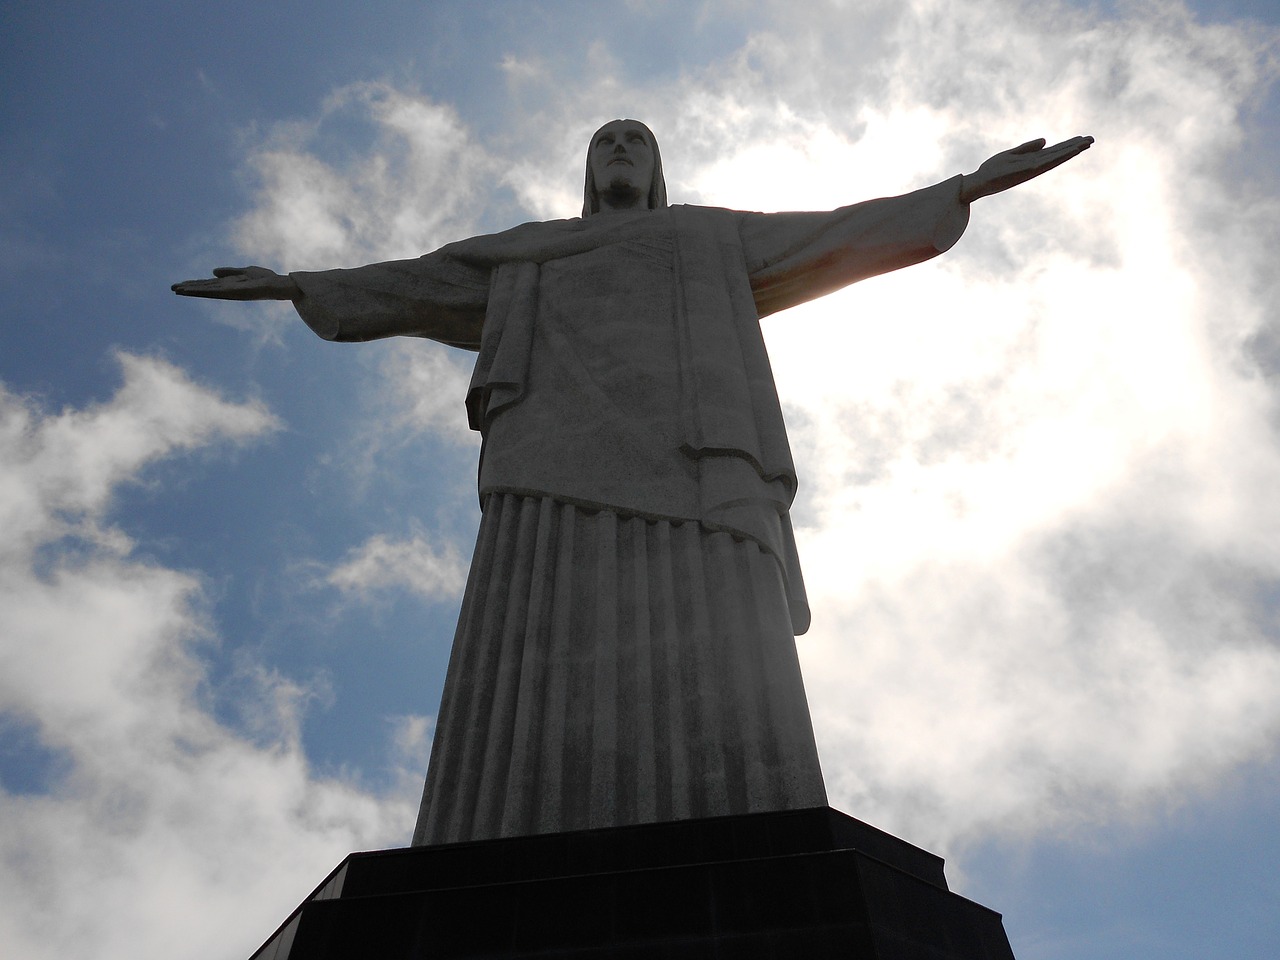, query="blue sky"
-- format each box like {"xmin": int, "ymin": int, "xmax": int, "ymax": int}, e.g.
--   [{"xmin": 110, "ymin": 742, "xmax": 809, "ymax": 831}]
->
[{"xmin": 3, "ymin": 1, "xmax": 1279, "ymax": 957}]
